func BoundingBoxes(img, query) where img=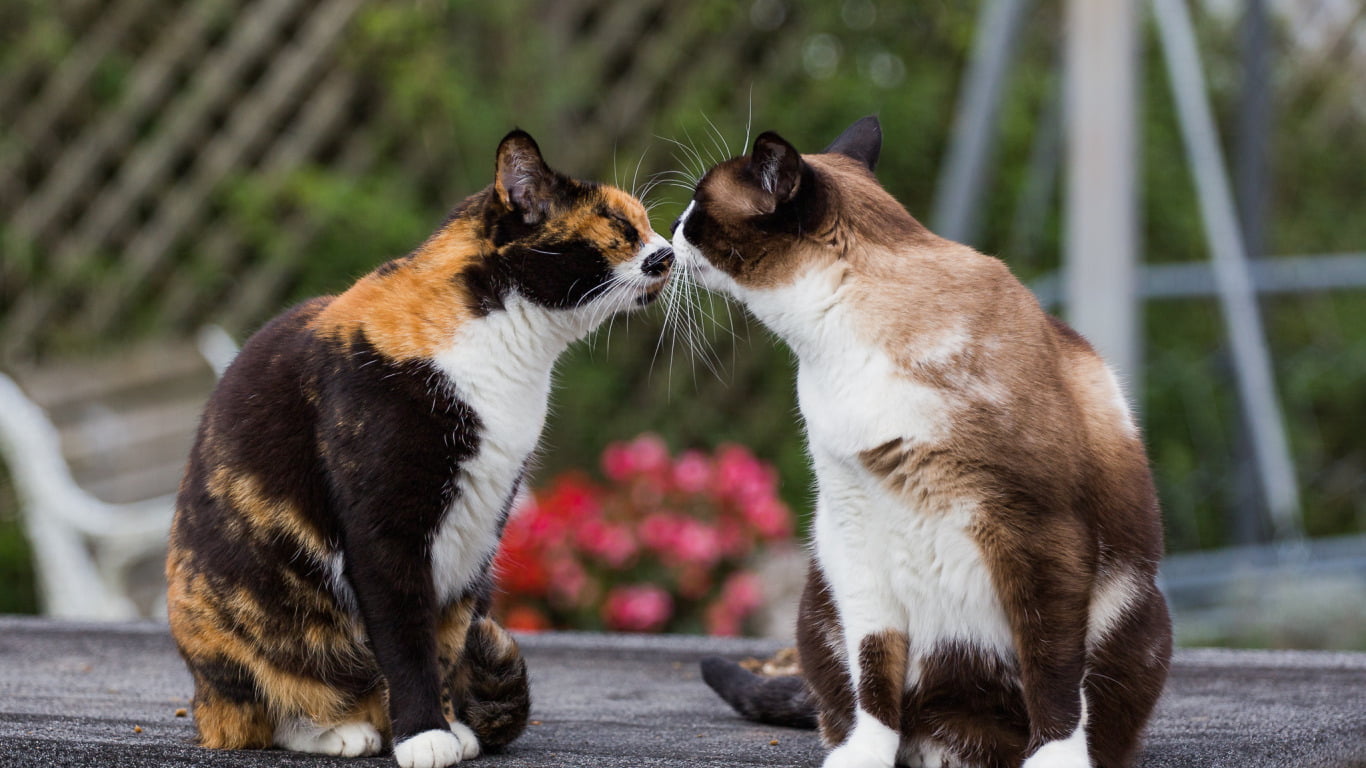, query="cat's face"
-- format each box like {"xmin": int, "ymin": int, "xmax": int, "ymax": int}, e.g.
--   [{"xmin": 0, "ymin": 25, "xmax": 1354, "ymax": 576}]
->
[
  {"xmin": 671, "ymin": 116, "xmax": 911, "ymax": 296},
  {"xmin": 451, "ymin": 130, "xmax": 674, "ymax": 317}
]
